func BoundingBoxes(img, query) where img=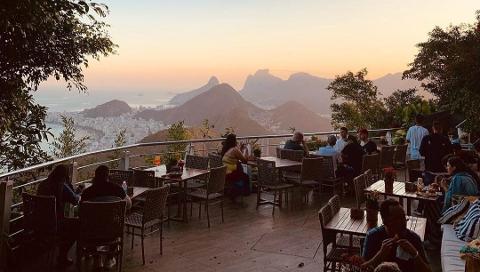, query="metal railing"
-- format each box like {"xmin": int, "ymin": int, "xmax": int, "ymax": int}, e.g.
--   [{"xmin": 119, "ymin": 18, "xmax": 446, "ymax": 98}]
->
[{"xmin": 0, "ymin": 128, "xmax": 399, "ymax": 246}]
